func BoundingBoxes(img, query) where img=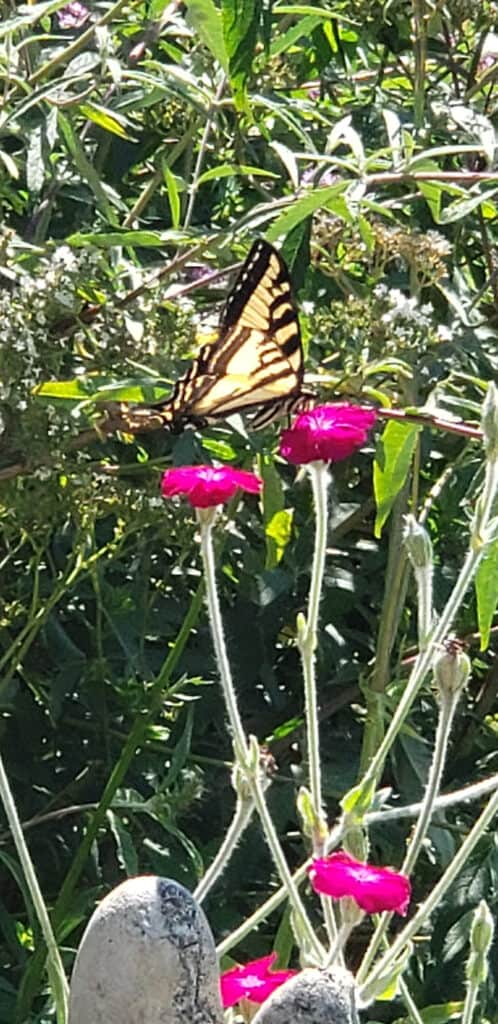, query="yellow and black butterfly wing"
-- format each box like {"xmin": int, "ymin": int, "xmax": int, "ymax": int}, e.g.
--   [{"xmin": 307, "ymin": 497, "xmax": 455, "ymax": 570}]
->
[{"xmin": 152, "ymin": 239, "xmax": 305, "ymax": 428}]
